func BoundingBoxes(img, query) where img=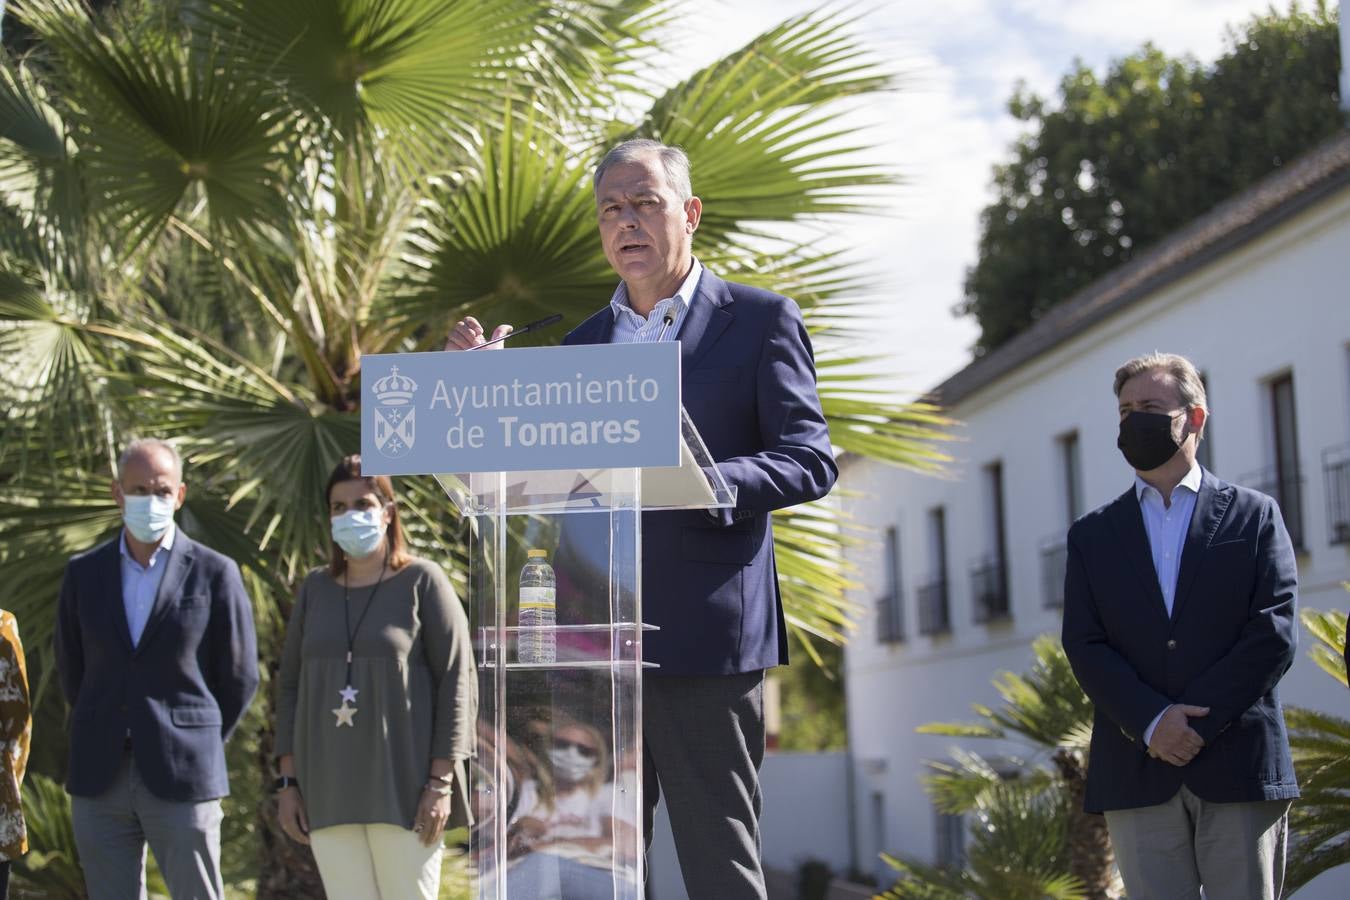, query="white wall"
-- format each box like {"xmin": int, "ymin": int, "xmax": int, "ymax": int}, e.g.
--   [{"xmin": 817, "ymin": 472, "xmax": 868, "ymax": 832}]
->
[{"xmin": 843, "ymin": 184, "xmax": 1350, "ymax": 895}]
